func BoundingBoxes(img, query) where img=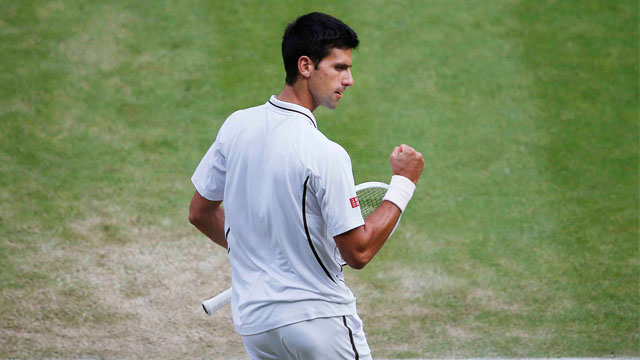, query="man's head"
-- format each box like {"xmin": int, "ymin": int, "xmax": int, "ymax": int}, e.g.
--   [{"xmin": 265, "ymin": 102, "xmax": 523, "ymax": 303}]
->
[
  {"xmin": 281, "ymin": 12, "xmax": 359, "ymax": 110},
  {"xmin": 282, "ymin": 12, "xmax": 359, "ymax": 86}
]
